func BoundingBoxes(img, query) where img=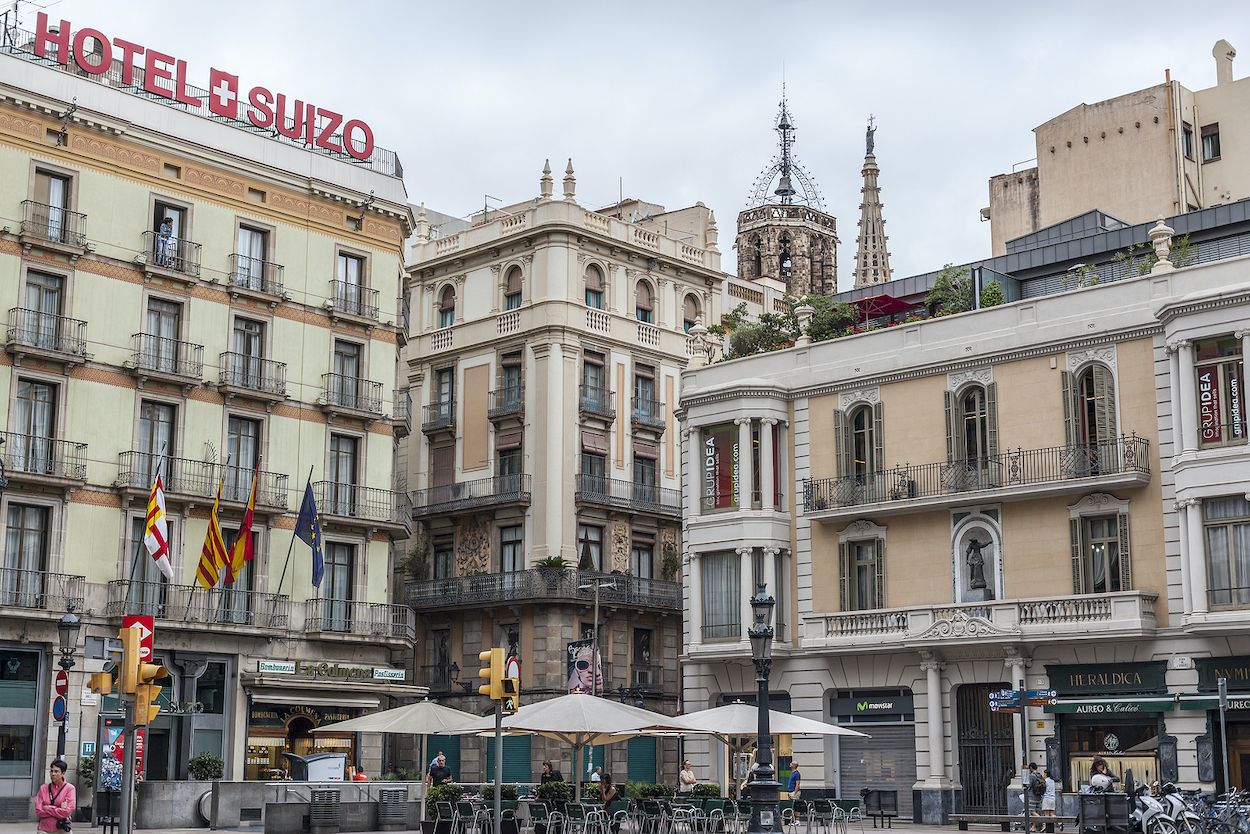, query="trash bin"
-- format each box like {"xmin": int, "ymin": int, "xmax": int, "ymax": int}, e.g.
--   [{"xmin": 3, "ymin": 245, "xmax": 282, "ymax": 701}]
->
[
  {"xmin": 378, "ymin": 788, "xmax": 407, "ymax": 832},
  {"xmin": 310, "ymin": 789, "xmax": 341, "ymax": 834},
  {"xmin": 1078, "ymin": 793, "xmax": 1131, "ymax": 834}
]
